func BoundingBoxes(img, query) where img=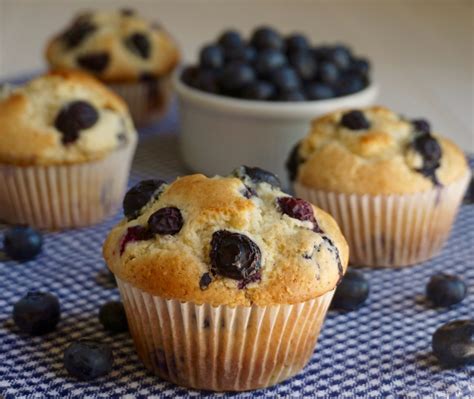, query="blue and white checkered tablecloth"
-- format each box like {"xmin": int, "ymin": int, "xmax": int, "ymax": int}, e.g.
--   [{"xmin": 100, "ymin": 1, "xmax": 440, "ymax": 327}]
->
[{"xmin": 0, "ymin": 90, "xmax": 473, "ymax": 398}]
